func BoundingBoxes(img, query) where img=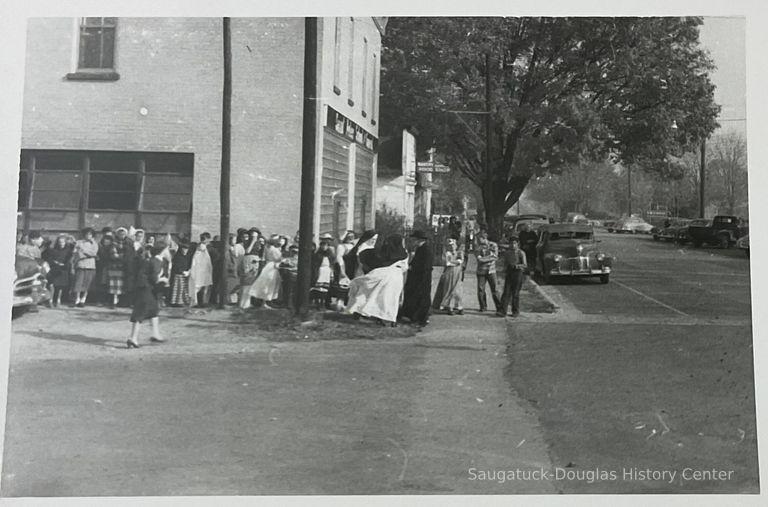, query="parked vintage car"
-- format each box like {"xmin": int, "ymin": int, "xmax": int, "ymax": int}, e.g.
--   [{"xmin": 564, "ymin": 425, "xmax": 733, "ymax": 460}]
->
[
  {"xmin": 514, "ymin": 217, "xmax": 549, "ymax": 234},
  {"xmin": 13, "ymin": 255, "xmax": 51, "ymax": 309},
  {"xmin": 651, "ymin": 218, "xmax": 691, "ymax": 242},
  {"xmin": 533, "ymin": 224, "xmax": 613, "ymax": 284},
  {"xmin": 736, "ymin": 234, "xmax": 750, "ymax": 257},
  {"xmin": 687, "ymin": 215, "xmax": 749, "ymax": 248},
  {"xmin": 674, "ymin": 218, "xmax": 711, "ymax": 245},
  {"xmin": 612, "ymin": 216, "xmax": 654, "ymax": 234}
]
